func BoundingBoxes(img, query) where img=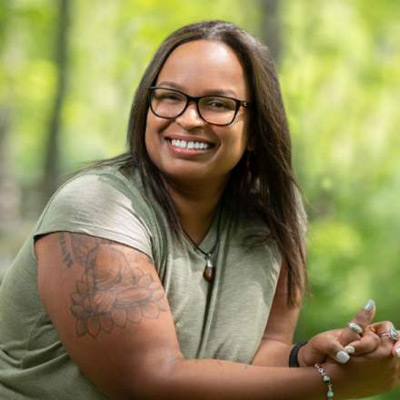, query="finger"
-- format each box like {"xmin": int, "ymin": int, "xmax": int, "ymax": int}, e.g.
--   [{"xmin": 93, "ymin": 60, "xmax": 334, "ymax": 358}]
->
[
  {"xmin": 394, "ymin": 338, "xmax": 400, "ymax": 359},
  {"xmin": 315, "ymin": 335, "xmax": 352, "ymax": 364},
  {"xmin": 332, "ymin": 346, "xmax": 351, "ymax": 364},
  {"xmin": 370, "ymin": 321, "xmax": 396, "ymax": 335},
  {"xmin": 338, "ymin": 299, "xmax": 376, "ymax": 346},
  {"xmin": 371, "ymin": 322, "xmax": 400, "ymax": 358},
  {"xmin": 343, "ymin": 328, "xmax": 380, "ymax": 355},
  {"xmin": 372, "ymin": 323, "xmax": 400, "ymax": 362}
]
